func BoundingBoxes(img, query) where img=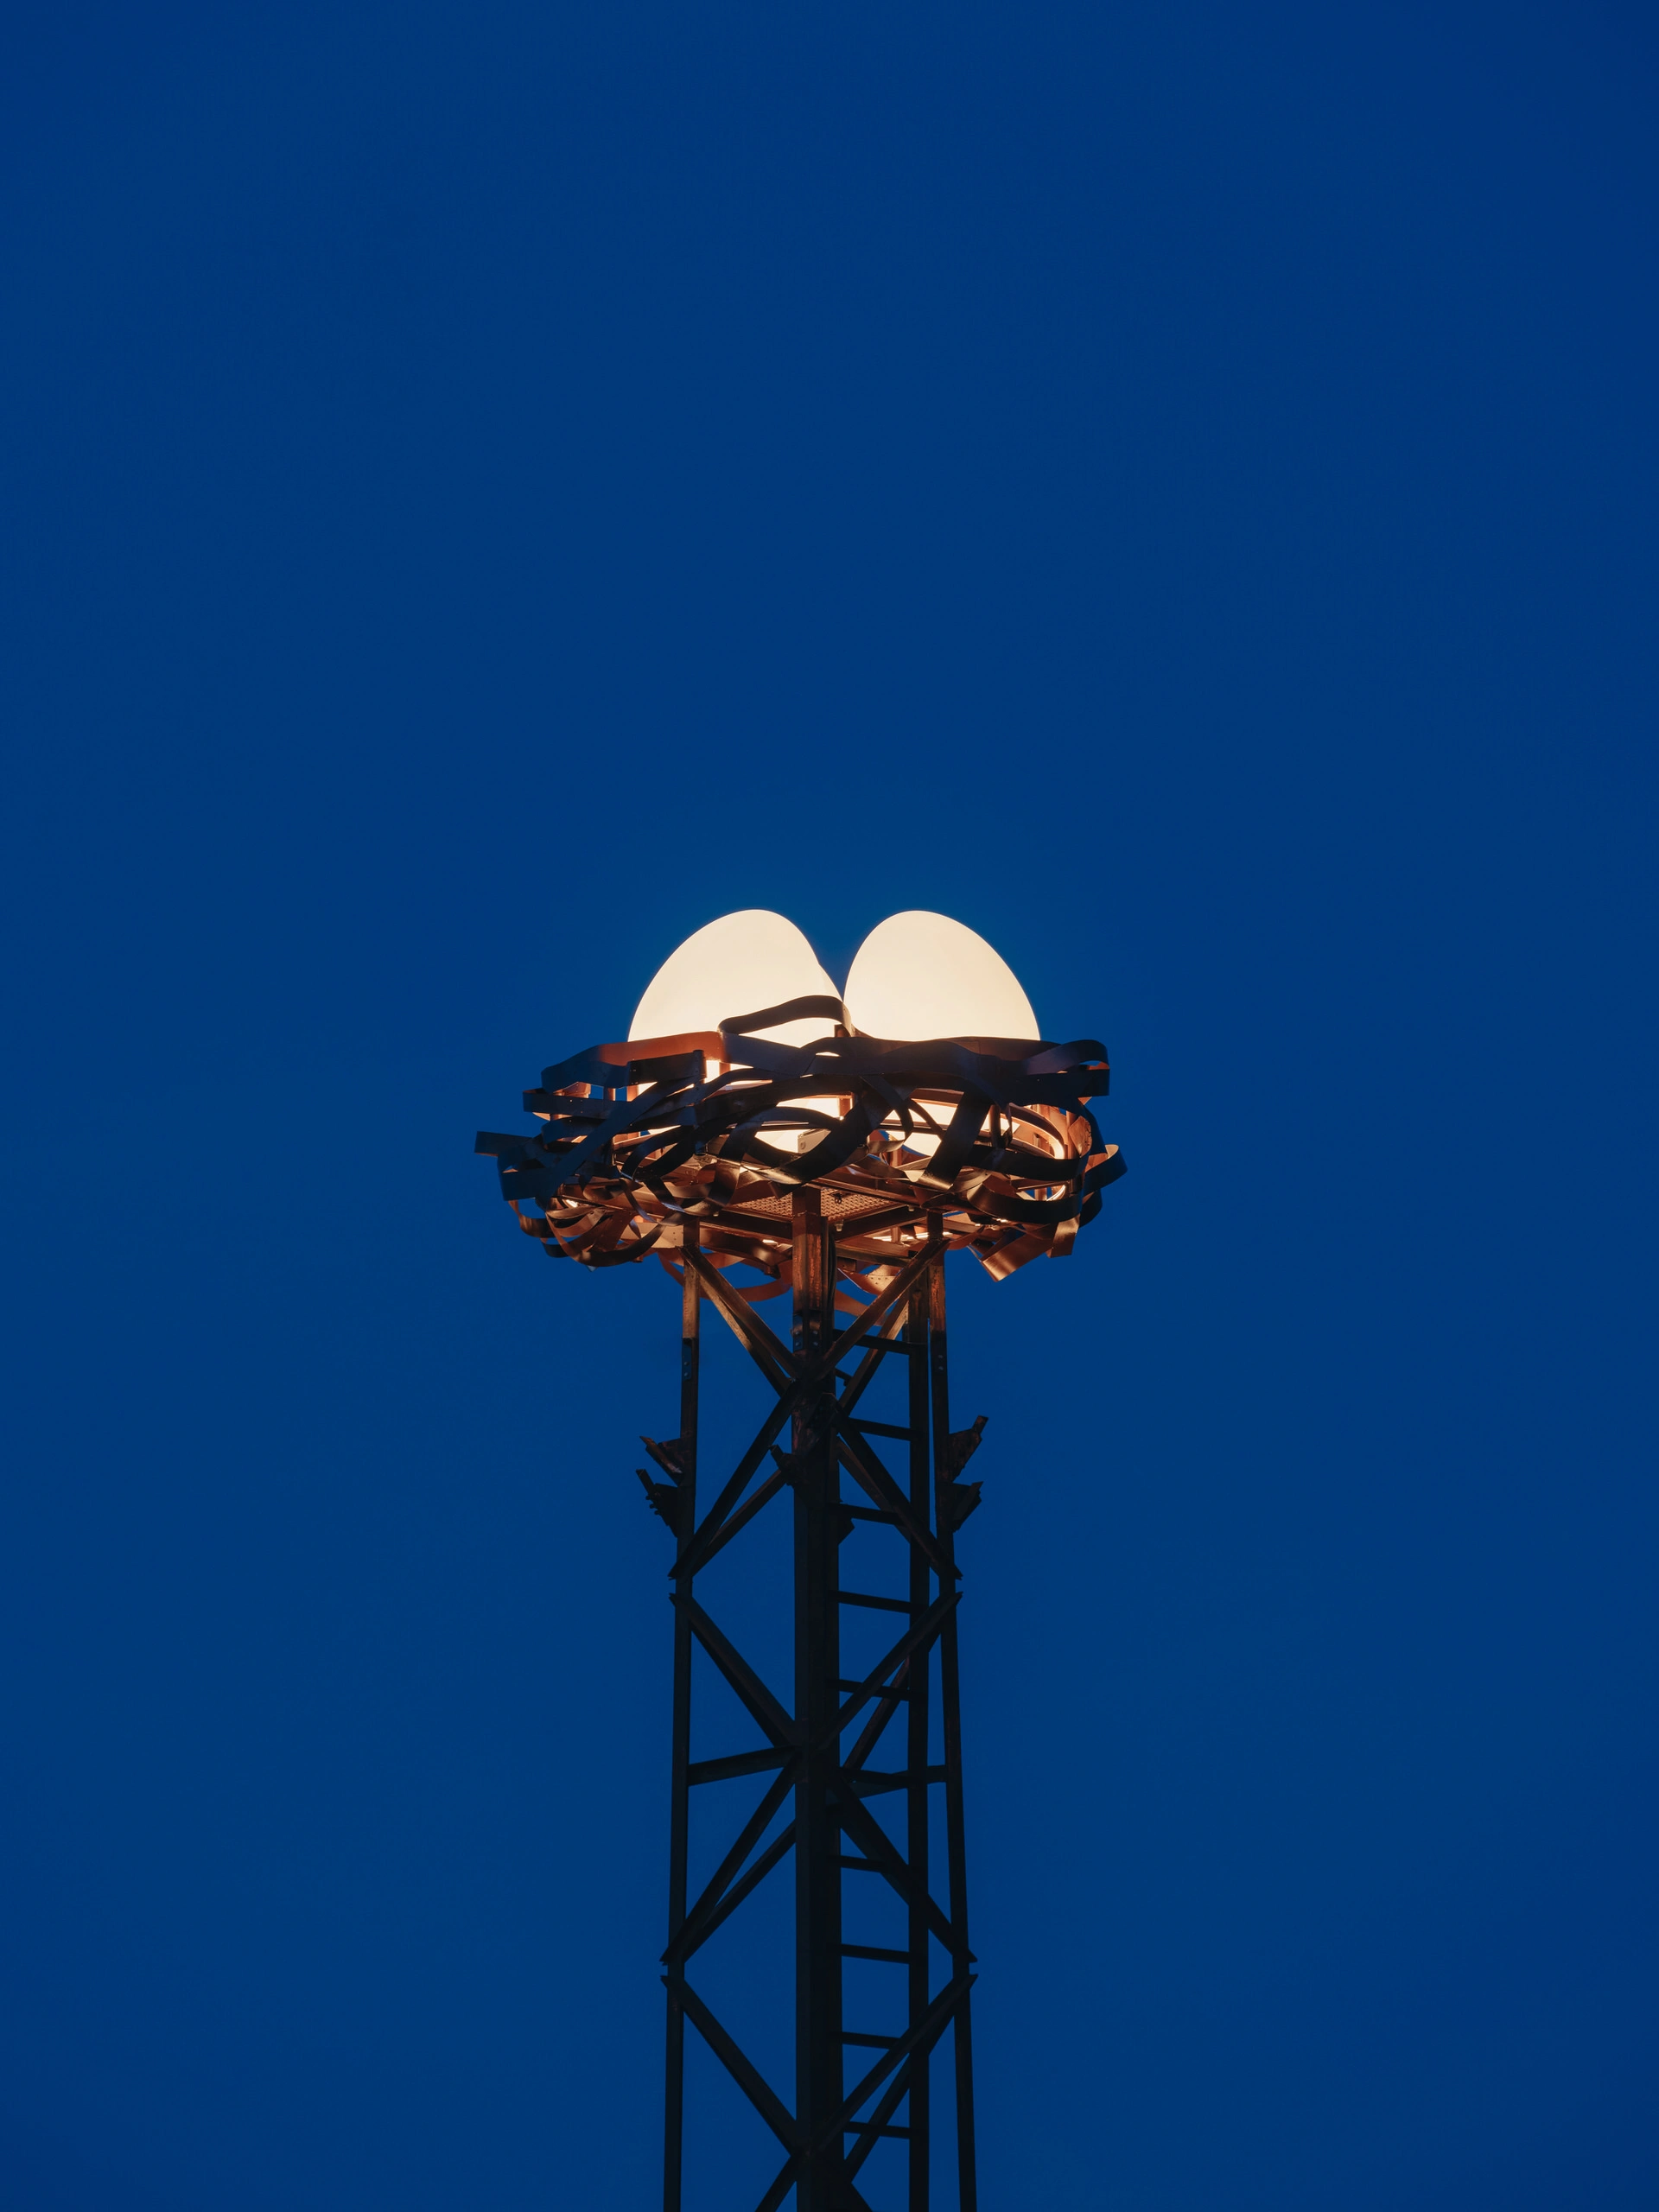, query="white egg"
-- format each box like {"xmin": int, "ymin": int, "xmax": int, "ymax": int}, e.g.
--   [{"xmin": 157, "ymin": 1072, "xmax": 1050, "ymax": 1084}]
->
[
  {"xmin": 843, "ymin": 911, "xmax": 1039, "ymax": 1043},
  {"xmin": 628, "ymin": 910, "xmax": 839, "ymax": 1050}
]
